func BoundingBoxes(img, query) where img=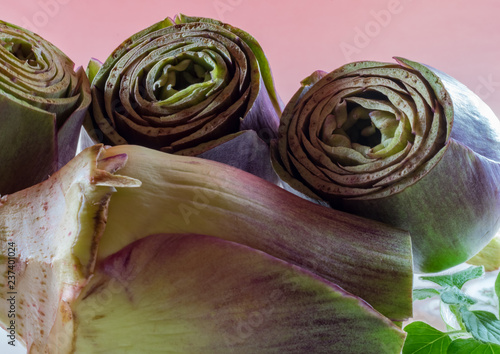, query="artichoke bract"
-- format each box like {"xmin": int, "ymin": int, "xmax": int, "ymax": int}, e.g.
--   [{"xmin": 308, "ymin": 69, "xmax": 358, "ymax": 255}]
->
[
  {"xmin": 0, "ymin": 144, "xmax": 412, "ymax": 353},
  {"xmin": 83, "ymin": 14, "xmax": 281, "ymax": 180},
  {"xmin": 73, "ymin": 233, "xmax": 405, "ymax": 353},
  {"xmin": 273, "ymin": 58, "xmax": 500, "ymax": 273},
  {"xmin": 0, "ymin": 20, "xmax": 91, "ymax": 195}
]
